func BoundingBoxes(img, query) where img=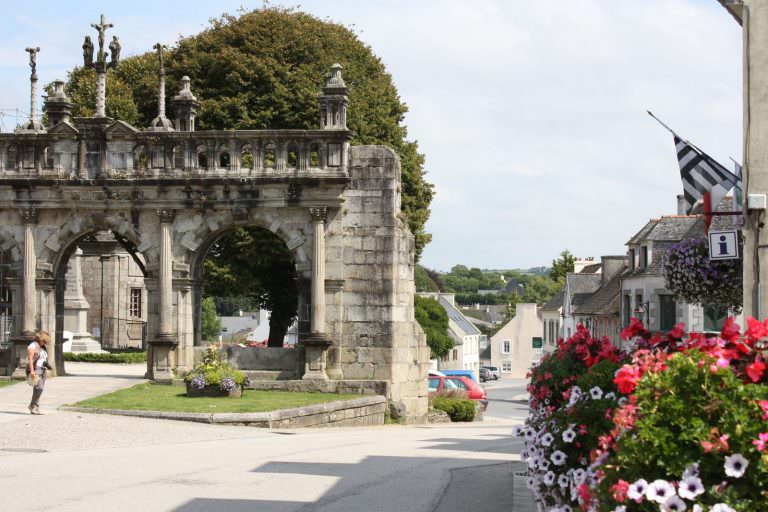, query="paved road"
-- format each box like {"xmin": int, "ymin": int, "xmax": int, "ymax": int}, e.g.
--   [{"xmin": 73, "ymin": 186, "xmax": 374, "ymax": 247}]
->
[
  {"xmin": 483, "ymin": 378, "xmax": 530, "ymax": 421},
  {"xmin": 0, "ymin": 364, "xmax": 536, "ymax": 512}
]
